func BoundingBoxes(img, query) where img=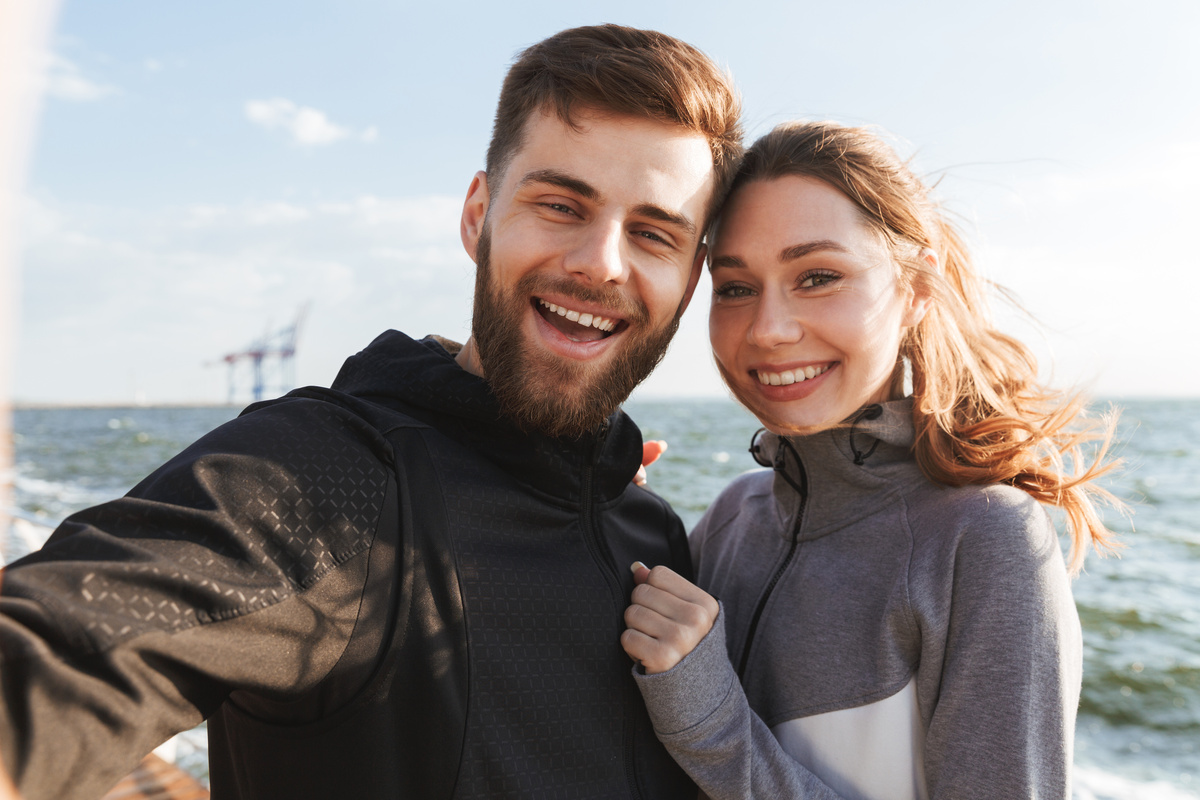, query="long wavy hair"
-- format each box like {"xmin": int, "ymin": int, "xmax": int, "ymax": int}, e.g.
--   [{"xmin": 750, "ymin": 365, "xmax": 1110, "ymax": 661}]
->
[{"xmin": 722, "ymin": 120, "xmax": 1120, "ymax": 573}]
